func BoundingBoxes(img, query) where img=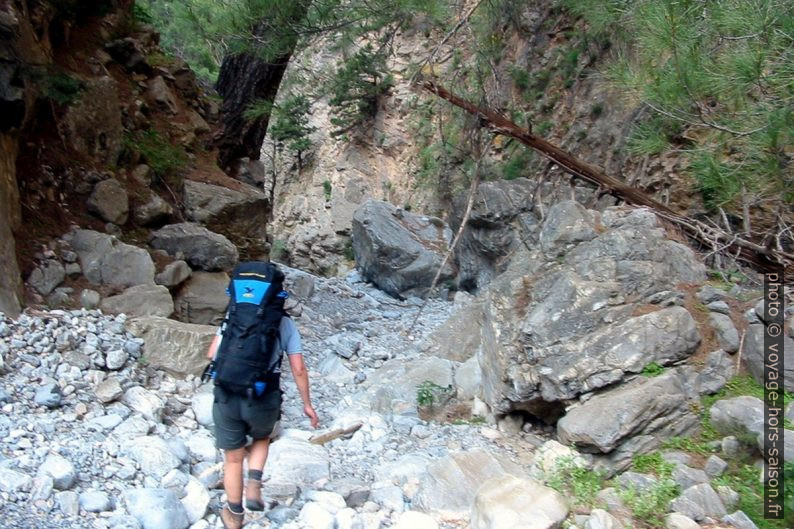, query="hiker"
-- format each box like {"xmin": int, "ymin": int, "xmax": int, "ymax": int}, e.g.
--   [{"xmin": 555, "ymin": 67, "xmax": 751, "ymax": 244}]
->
[{"xmin": 204, "ymin": 261, "xmax": 319, "ymax": 529}]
